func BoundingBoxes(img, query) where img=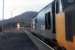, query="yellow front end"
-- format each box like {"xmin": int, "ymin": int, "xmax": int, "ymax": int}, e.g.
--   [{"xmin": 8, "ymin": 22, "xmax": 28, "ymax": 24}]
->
[{"xmin": 55, "ymin": 12, "xmax": 75, "ymax": 50}]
